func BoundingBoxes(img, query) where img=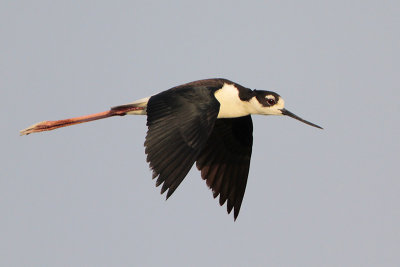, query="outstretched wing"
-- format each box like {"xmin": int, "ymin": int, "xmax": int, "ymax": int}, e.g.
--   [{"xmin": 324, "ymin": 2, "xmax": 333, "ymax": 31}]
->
[
  {"xmin": 145, "ymin": 86, "xmax": 220, "ymax": 198},
  {"xmin": 196, "ymin": 115, "xmax": 253, "ymax": 220}
]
